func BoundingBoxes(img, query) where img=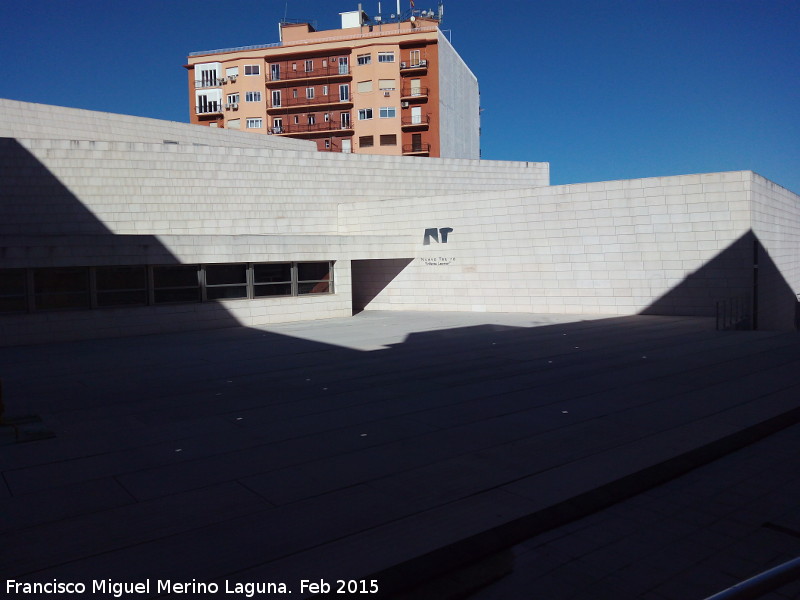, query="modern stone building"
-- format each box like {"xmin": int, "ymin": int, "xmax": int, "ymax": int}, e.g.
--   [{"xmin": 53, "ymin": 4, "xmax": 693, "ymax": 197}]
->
[
  {"xmin": 1, "ymin": 98, "xmax": 798, "ymax": 346},
  {"xmin": 185, "ymin": 5, "xmax": 479, "ymax": 158}
]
